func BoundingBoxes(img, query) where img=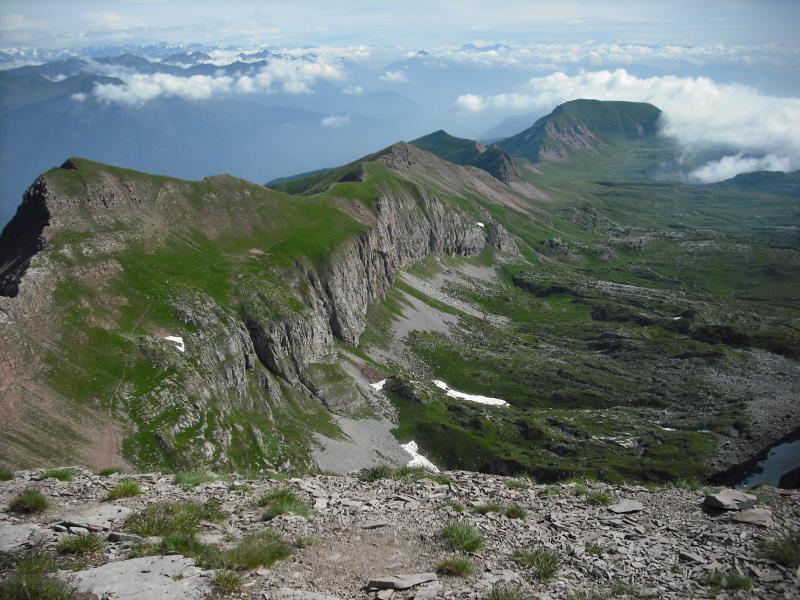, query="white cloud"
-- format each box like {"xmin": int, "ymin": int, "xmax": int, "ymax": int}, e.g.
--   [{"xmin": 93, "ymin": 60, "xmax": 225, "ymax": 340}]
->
[
  {"xmin": 90, "ymin": 57, "xmax": 346, "ymax": 106},
  {"xmin": 321, "ymin": 114, "xmax": 350, "ymax": 127},
  {"xmin": 455, "ymin": 69, "xmax": 800, "ymax": 181},
  {"xmin": 342, "ymin": 85, "xmax": 363, "ymax": 95},
  {"xmin": 689, "ymin": 153, "xmax": 793, "ymax": 183},
  {"xmin": 380, "ymin": 69, "xmax": 408, "ymax": 83},
  {"xmin": 70, "ymin": 92, "xmax": 87, "ymax": 102}
]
